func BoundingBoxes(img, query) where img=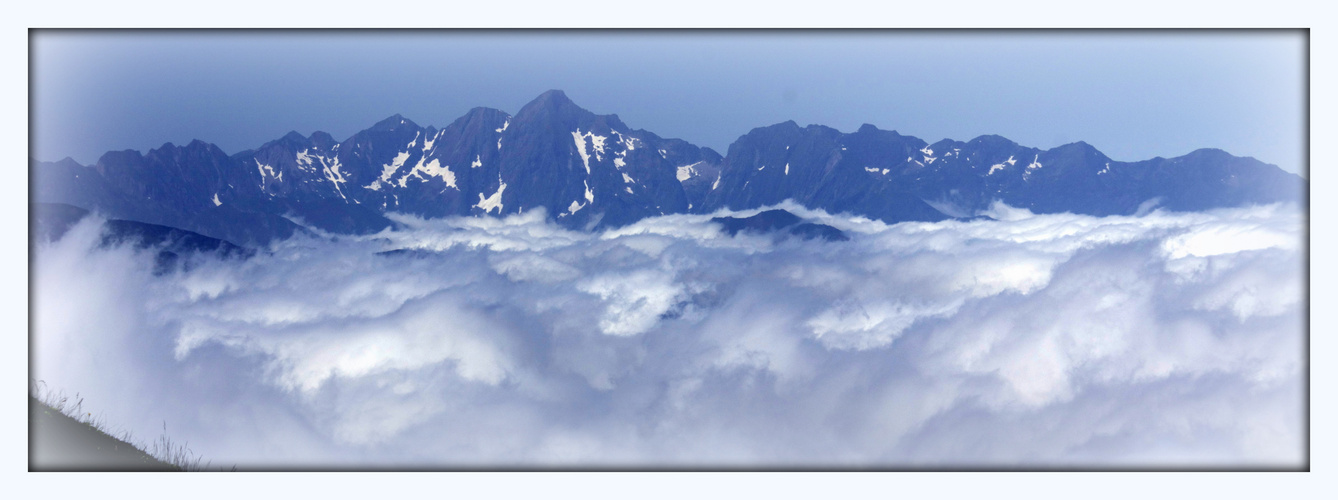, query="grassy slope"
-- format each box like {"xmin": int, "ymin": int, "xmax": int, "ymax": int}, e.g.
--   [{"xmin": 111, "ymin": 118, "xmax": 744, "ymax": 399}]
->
[{"xmin": 29, "ymin": 396, "xmax": 180, "ymax": 472}]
